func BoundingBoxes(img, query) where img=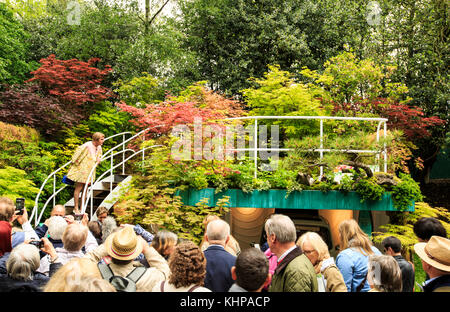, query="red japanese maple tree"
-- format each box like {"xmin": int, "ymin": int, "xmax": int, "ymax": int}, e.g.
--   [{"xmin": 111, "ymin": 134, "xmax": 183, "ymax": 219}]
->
[
  {"xmin": 26, "ymin": 54, "xmax": 113, "ymax": 107},
  {"xmin": 0, "ymin": 55, "xmax": 114, "ymax": 137},
  {"xmin": 117, "ymin": 86, "xmax": 246, "ymax": 136},
  {"xmin": 331, "ymin": 97, "xmax": 446, "ymax": 140},
  {"xmin": 380, "ymin": 103, "xmax": 446, "ymax": 140}
]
